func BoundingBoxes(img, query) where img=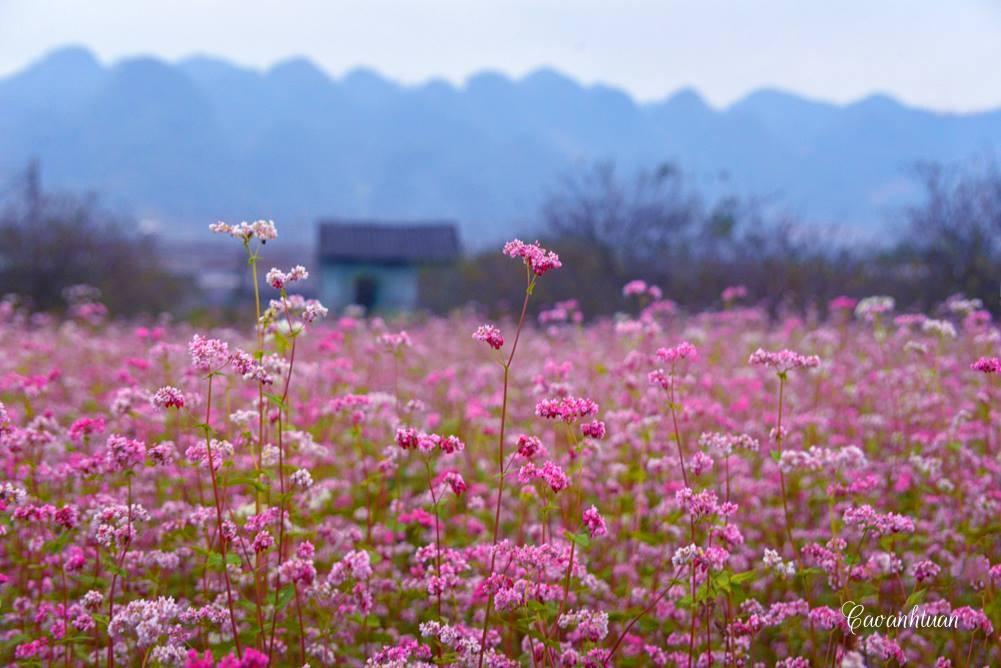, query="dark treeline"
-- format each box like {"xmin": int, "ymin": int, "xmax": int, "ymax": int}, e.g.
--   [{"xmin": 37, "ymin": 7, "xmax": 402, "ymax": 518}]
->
[
  {"xmin": 0, "ymin": 162, "xmax": 184, "ymax": 315},
  {"xmin": 424, "ymin": 160, "xmax": 1000, "ymax": 318},
  {"xmin": 0, "ymin": 159, "xmax": 997, "ymax": 319}
]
